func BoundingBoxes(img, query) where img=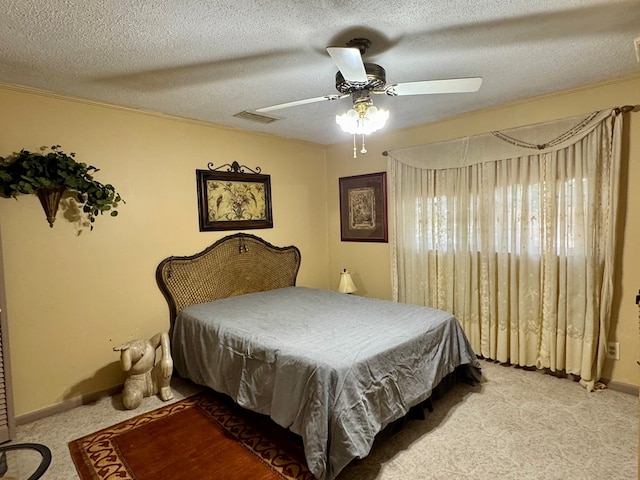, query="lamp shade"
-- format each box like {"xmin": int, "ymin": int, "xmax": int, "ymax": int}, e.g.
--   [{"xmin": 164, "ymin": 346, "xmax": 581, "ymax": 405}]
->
[{"xmin": 337, "ymin": 269, "xmax": 357, "ymax": 294}]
